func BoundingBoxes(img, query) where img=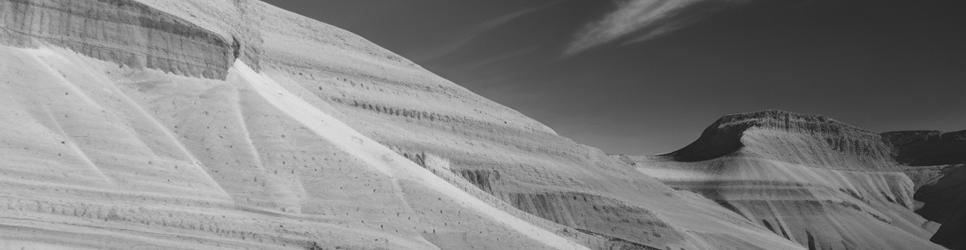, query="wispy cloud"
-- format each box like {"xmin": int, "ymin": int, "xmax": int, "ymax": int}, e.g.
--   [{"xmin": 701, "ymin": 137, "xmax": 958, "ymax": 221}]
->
[
  {"xmin": 412, "ymin": 1, "xmax": 562, "ymax": 63},
  {"xmin": 565, "ymin": 0, "xmax": 749, "ymax": 55}
]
